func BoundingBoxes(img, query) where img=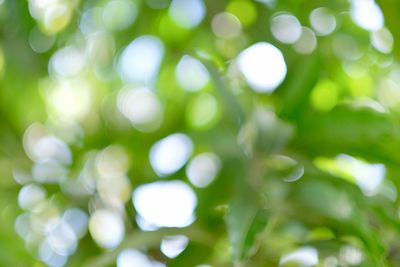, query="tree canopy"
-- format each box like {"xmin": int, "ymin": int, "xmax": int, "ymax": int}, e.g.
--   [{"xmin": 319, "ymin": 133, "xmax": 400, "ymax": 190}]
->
[{"xmin": 1, "ymin": 0, "xmax": 400, "ymax": 266}]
